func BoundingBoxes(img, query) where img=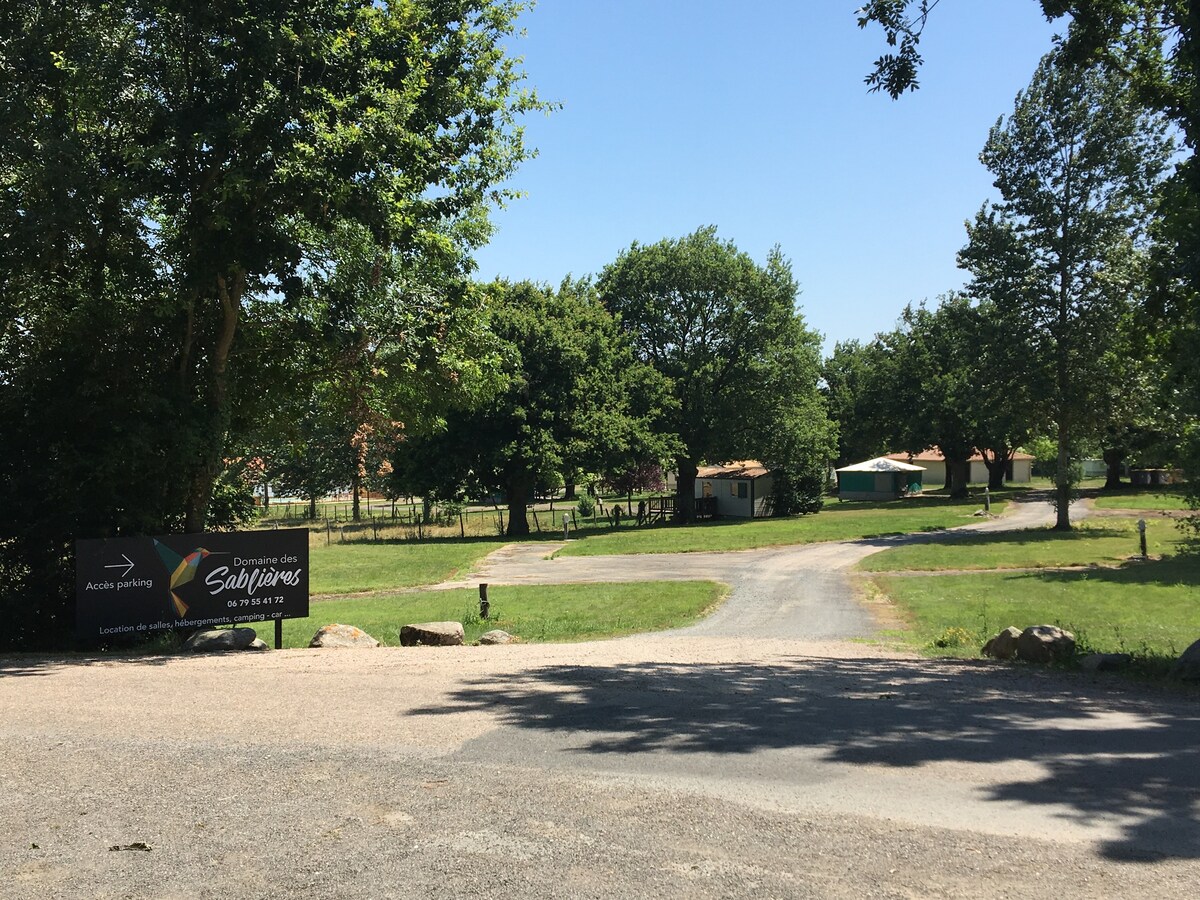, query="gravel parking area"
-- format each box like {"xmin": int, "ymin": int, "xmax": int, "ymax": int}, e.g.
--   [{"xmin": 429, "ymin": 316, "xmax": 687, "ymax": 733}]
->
[{"xmin": 4, "ymin": 495, "xmax": 1197, "ymax": 898}]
